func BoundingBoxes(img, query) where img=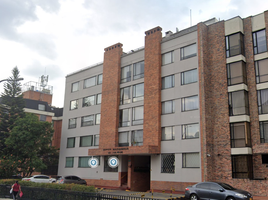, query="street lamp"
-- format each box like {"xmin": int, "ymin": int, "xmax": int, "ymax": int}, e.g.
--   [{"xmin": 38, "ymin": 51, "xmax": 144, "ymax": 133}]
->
[{"xmin": 0, "ymin": 78, "xmax": 24, "ymax": 83}]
